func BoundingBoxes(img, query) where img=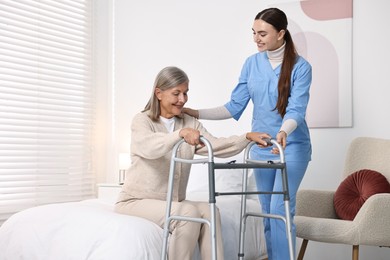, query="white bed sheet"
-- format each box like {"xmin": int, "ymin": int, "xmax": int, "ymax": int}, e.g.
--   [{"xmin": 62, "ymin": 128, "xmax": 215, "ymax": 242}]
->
[
  {"xmin": 0, "ymin": 199, "xmax": 162, "ymax": 260},
  {"xmin": 0, "ymin": 196, "xmax": 266, "ymax": 260}
]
